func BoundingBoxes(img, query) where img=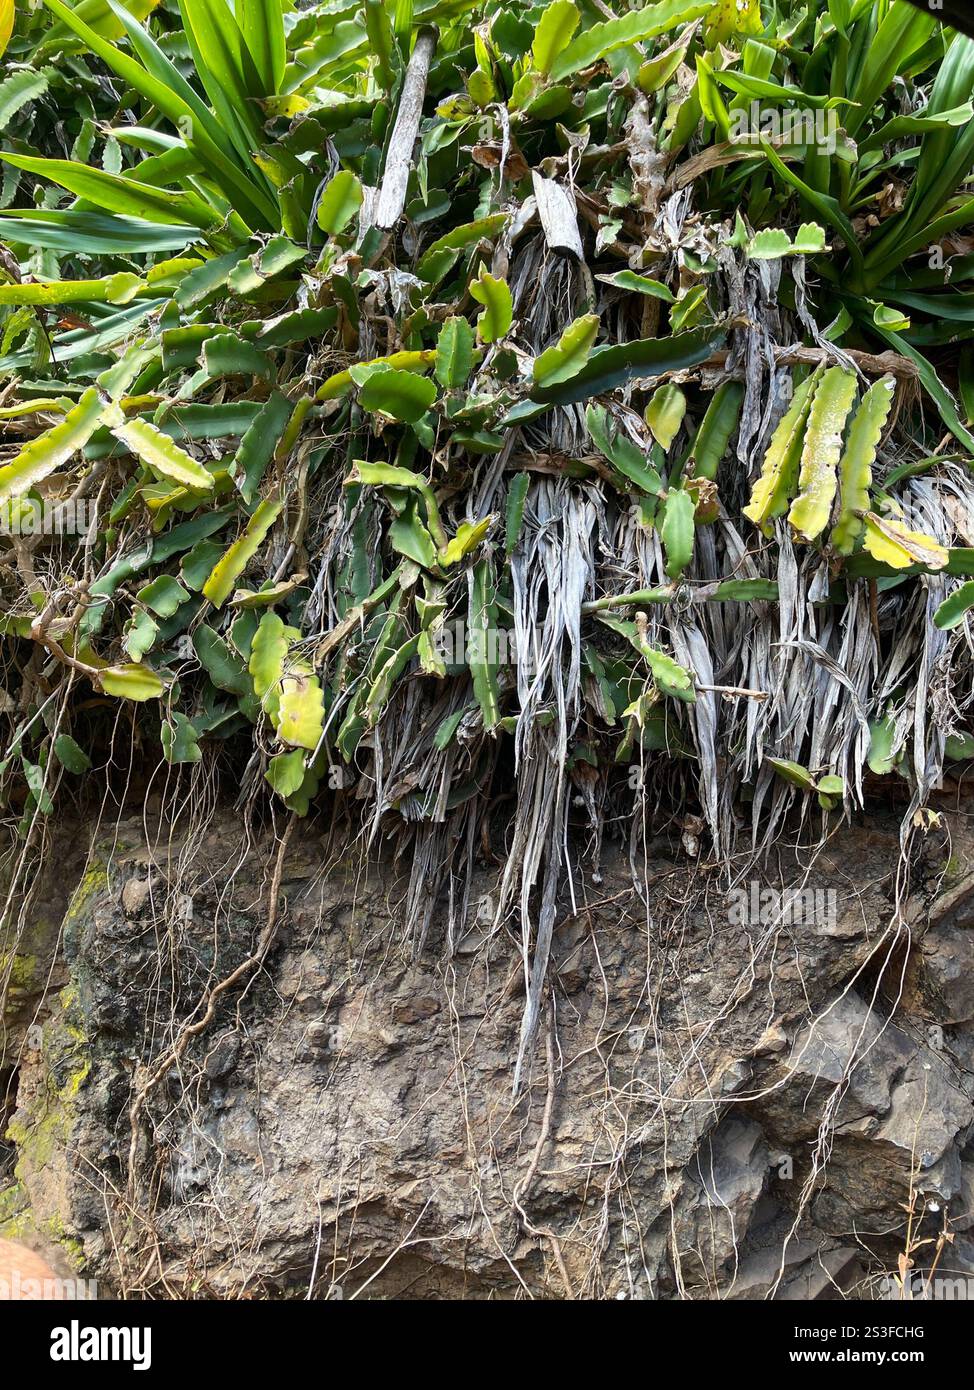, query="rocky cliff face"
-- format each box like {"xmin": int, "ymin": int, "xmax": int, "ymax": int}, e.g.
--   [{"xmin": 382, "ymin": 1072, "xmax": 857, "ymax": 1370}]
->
[{"xmin": 2, "ymin": 804, "xmax": 974, "ymax": 1299}]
